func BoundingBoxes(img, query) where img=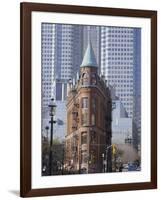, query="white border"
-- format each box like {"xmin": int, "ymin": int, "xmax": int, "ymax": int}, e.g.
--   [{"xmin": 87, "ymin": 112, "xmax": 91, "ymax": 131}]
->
[{"xmin": 32, "ymin": 12, "xmax": 151, "ymax": 189}]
